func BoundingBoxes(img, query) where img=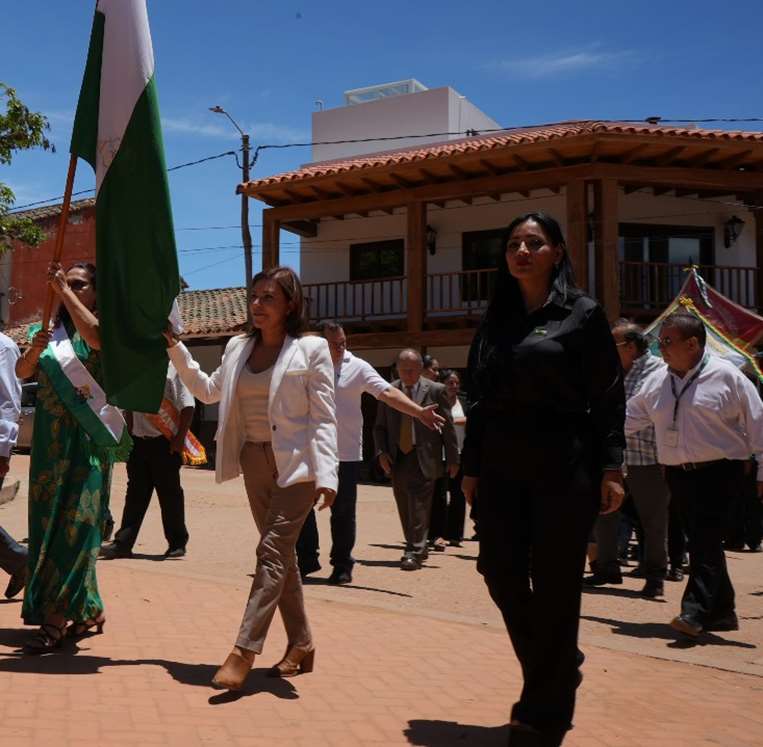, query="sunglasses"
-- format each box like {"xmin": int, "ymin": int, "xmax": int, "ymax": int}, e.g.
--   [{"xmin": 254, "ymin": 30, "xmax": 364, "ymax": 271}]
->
[
  {"xmin": 69, "ymin": 280, "xmax": 90, "ymax": 291},
  {"xmin": 506, "ymin": 238, "xmax": 548, "ymax": 253}
]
